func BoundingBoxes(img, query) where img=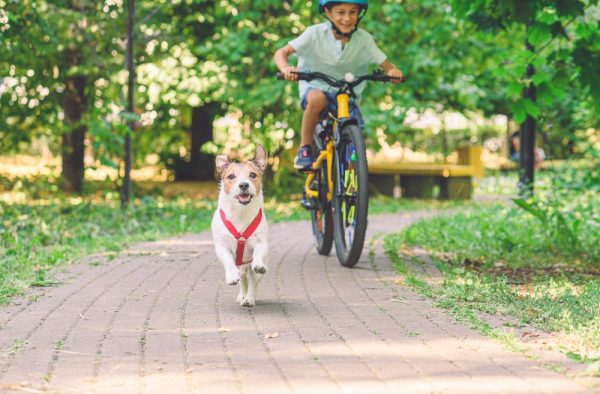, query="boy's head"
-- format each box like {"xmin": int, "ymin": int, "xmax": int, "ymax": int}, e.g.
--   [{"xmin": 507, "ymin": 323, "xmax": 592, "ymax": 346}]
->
[{"xmin": 318, "ymin": 0, "xmax": 368, "ymax": 37}]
